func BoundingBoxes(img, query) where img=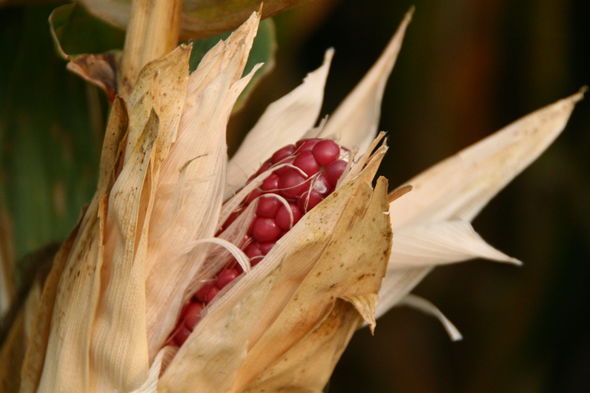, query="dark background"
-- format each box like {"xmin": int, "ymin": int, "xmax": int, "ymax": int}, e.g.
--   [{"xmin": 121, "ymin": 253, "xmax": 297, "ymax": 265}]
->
[
  {"xmin": 238, "ymin": 1, "xmax": 590, "ymax": 392},
  {"xmin": 1, "ymin": 0, "xmax": 589, "ymax": 392}
]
